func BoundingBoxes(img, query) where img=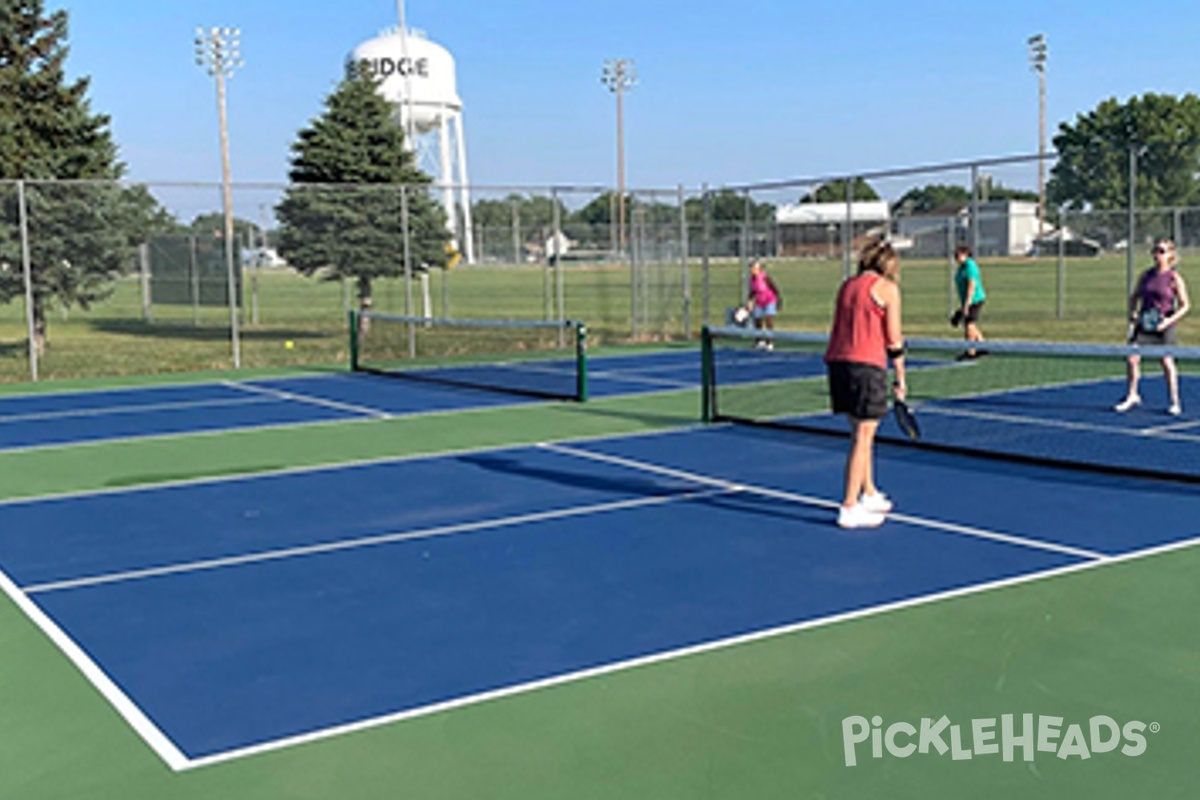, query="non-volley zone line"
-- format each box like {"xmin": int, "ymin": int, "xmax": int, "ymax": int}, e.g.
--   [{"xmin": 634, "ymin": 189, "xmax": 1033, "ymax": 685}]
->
[
  {"xmin": 539, "ymin": 442, "xmax": 1107, "ymax": 561},
  {"xmin": 21, "ymin": 487, "xmax": 730, "ymax": 595}
]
